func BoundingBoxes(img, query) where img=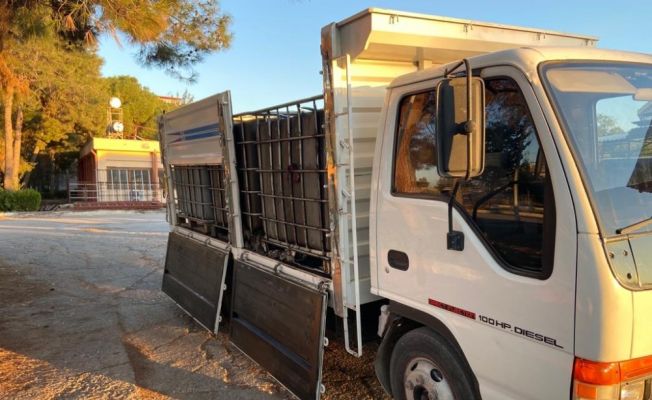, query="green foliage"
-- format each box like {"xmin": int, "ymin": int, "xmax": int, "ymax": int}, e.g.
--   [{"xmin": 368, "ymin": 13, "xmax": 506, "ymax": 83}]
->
[
  {"xmin": 0, "ymin": 30, "xmax": 108, "ymax": 185},
  {"xmin": 0, "ymin": 190, "xmax": 12, "ymax": 211},
  {"xmin": 2, "ymin": 0, "xmax": 233, "ymax": 78},
  {"xmin": 597, "ymin": 114, "xmax": 625, "ymax": 137},
  {"xmin": 0, "ymin": 0, "xmax": 228, "ymax": 187},
  {"xmin": 11, "ymin": 35, "xmax": 108, "ymax": 148},
  {"xmin": 50, "ymin": 0, "xmax": 232, "ymax": 81},
  {"xmin": 0, "ymin": 189, "xmax": 41, "ymax": 211},
  {"xmin": 11, "ymin": 188, "xmax": 41, "ymax": 211}
]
